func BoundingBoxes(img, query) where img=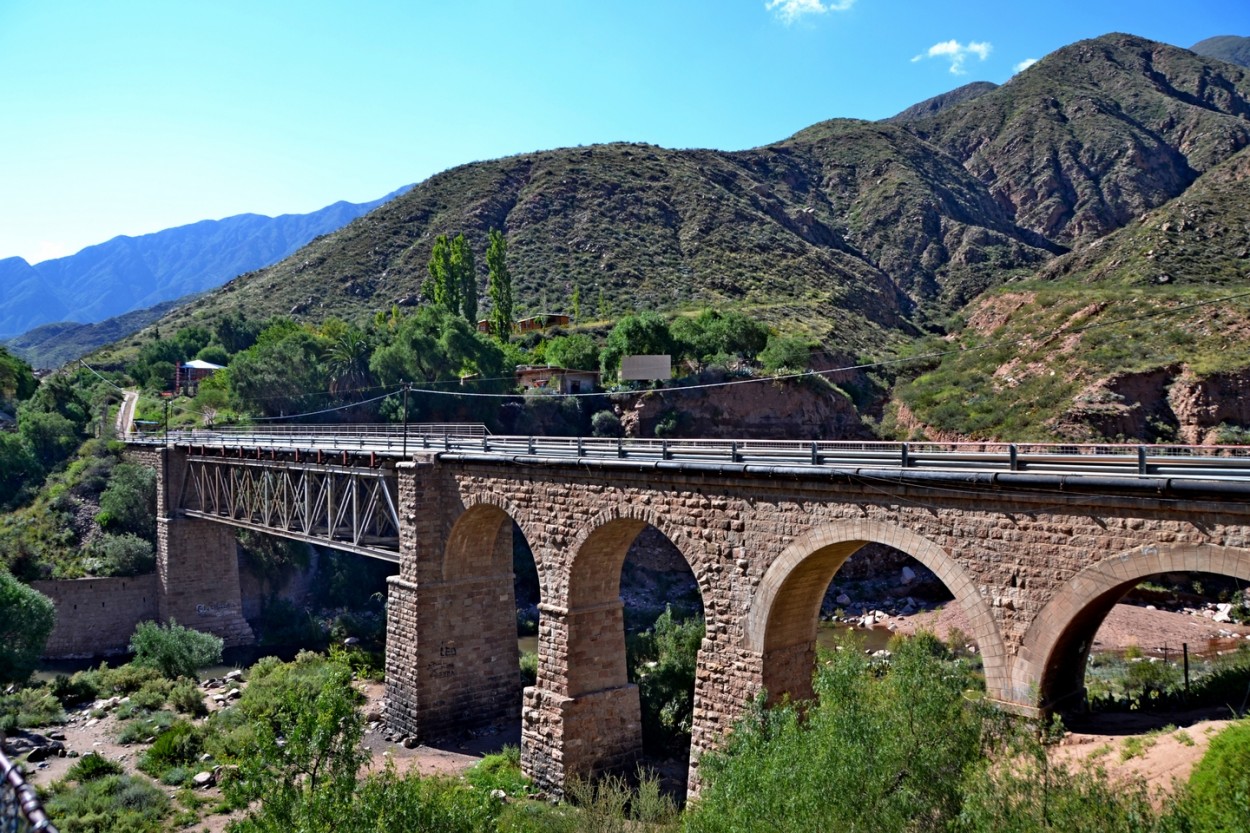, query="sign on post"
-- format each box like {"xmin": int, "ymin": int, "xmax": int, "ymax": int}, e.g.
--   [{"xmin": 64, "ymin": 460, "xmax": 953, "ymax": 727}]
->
[{"xmin": 620, "ymin": 354, "xmax": 671, "ymax": 381}]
